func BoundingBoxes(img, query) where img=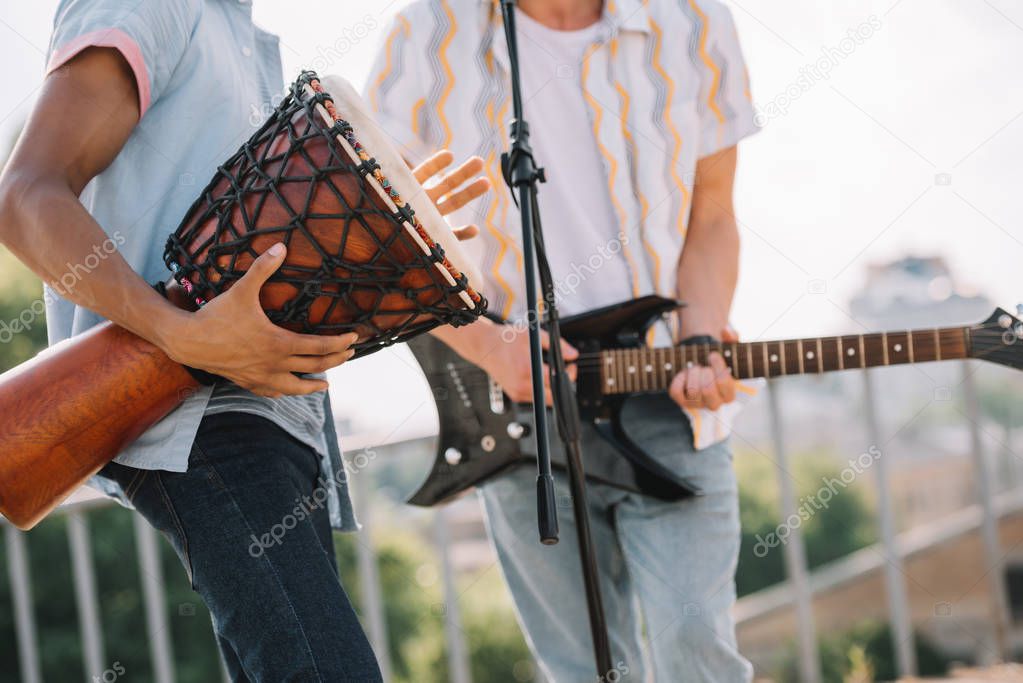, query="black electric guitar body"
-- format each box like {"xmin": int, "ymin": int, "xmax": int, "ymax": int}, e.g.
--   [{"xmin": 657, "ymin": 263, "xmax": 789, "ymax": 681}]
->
[
  {"xmin": 407, "ymin": 295, "xmax": 1023, "ymax": 507},
  {"xmin": 406, "ymin": 296, "xmax": 697, "ymax": 506}
]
